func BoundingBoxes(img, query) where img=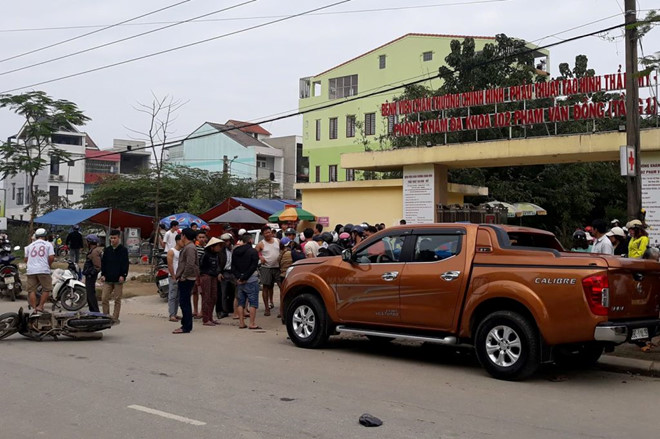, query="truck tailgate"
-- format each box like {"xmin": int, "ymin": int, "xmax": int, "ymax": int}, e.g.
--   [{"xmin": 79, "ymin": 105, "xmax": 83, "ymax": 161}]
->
[{"xmin": 605, "ymin": 257, "xmax": 660, "ymax": 319}]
